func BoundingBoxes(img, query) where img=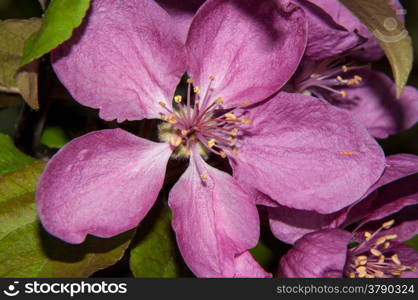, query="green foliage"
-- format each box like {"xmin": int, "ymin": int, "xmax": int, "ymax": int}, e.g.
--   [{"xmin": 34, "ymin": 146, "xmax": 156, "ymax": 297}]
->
[
  {"xmin": 22, "ymin": 0, "xmax": 90, "ymax": 66},
  {"xmin": 130, "ymin": 203, "xmax": 183, "ymax": 278},
  {"xmin": 0, "ymin": 134, "xmax": 133, "ymax": 277},
  {"xmin": 40, "ymin": 126, "xmax": 70, "ymax": 149},
  {"xmin": 405, "ymin": 235, "xmax": 418, "ymax": 251},
  {"xmin": 339, "ymin": 0, "xmax": 413, "ymax": 97}
]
